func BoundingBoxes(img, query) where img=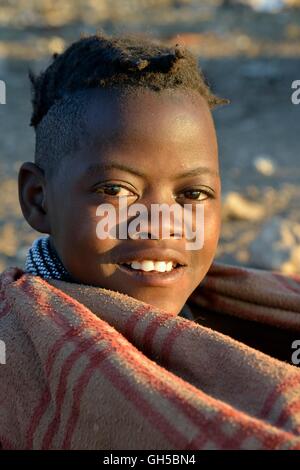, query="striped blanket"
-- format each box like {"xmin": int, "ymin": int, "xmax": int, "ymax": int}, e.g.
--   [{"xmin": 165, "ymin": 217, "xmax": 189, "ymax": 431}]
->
[{"xmin": 0, "ymin": 262, "xmax": 300, "ymax": 450}]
